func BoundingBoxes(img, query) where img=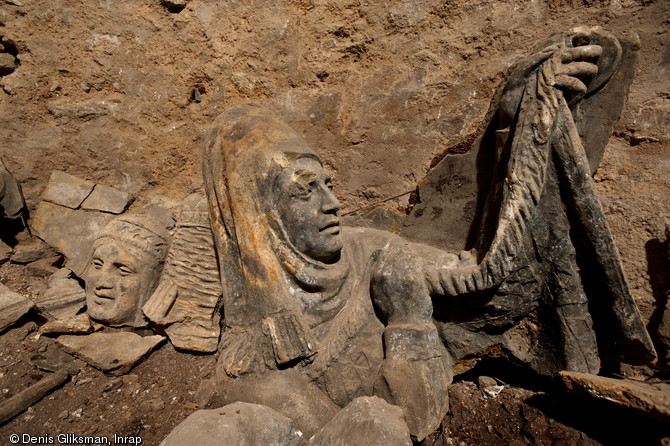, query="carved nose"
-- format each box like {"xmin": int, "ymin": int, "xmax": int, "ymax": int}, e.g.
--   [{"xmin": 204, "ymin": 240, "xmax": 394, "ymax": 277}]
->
[
  {"xmin": 94, "ymin": 272, "xmax": 114, "ymax": 290},
  {"xmin": 322, "ymin": 188, "xmax": 340, "ymax": 214}
]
